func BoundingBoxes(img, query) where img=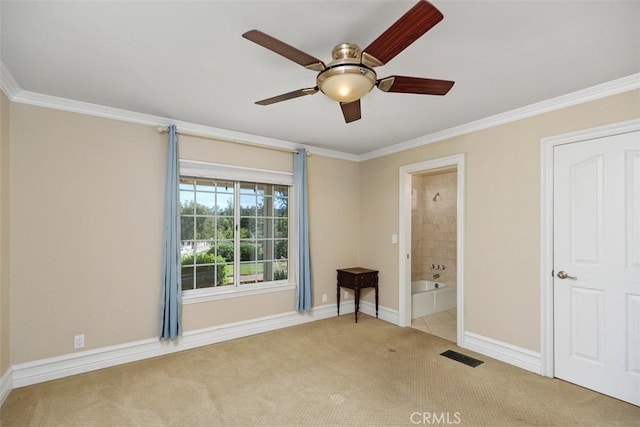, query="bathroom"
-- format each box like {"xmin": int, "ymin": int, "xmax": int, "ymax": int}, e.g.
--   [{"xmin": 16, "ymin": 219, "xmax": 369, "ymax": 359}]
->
[{"xmin": 410, "ymin": 167, "xmax": 457, "ymax": 342}]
